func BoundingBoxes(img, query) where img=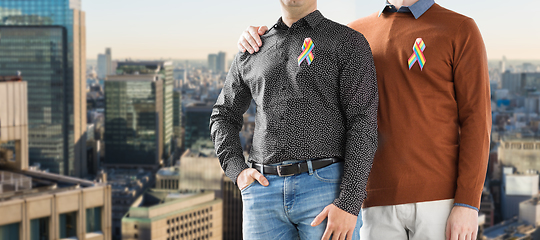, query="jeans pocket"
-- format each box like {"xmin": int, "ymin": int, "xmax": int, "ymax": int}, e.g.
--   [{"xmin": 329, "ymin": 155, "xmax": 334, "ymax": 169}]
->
[
  {"xmin": 240, "ymin": 180, "xmax": 257, "ymax": 192},
  {"xmin": 314, "ymin": 162, "xmax": 343, "ymax": 183}
]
